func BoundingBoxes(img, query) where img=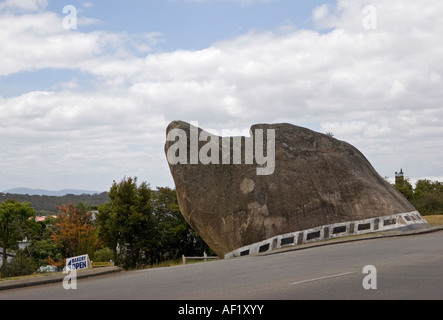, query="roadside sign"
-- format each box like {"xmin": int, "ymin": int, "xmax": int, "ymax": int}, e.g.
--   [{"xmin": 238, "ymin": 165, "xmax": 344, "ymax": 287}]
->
[{"xmin": 66, "ymin": 254, "xmax": 92, "ymax": 271}]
